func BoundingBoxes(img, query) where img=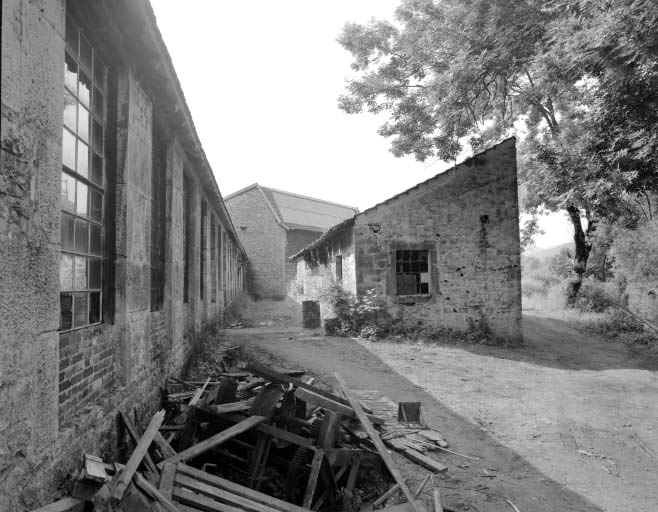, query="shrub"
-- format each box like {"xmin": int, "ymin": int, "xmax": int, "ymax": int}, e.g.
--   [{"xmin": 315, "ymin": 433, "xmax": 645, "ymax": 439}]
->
[{"xmin": 321, "ymin": 286, "xmax": 391, "ymax": 339}]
